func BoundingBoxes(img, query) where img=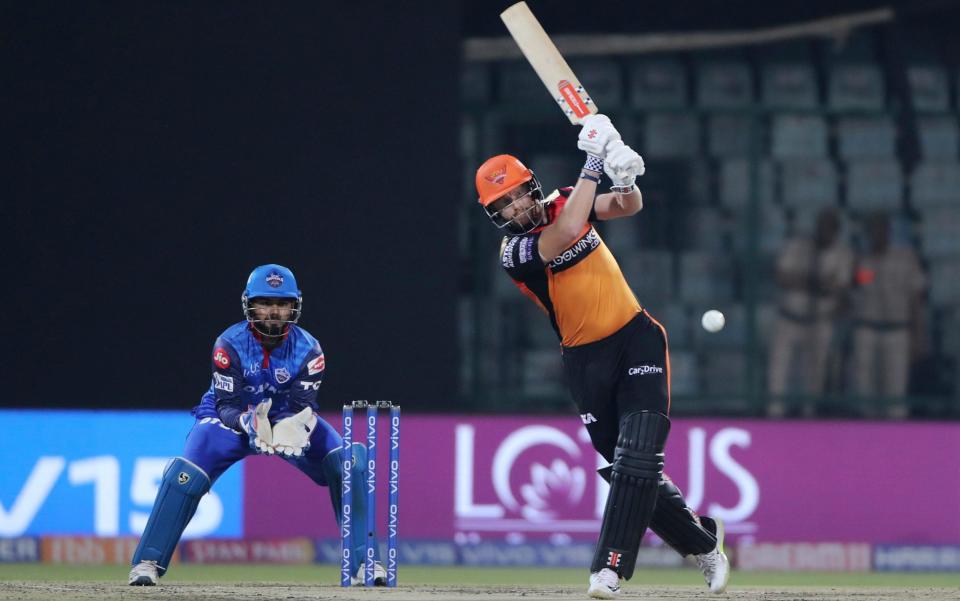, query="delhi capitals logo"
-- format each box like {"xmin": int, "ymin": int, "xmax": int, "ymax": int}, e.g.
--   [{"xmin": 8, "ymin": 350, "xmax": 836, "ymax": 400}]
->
[
  {"xmin": 274, "ymin": 367, "xmax": 291, "ymax": 384},
  {"xmin": 266, "ymin": 272, "xmax": 284, "ymax": 288}
]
